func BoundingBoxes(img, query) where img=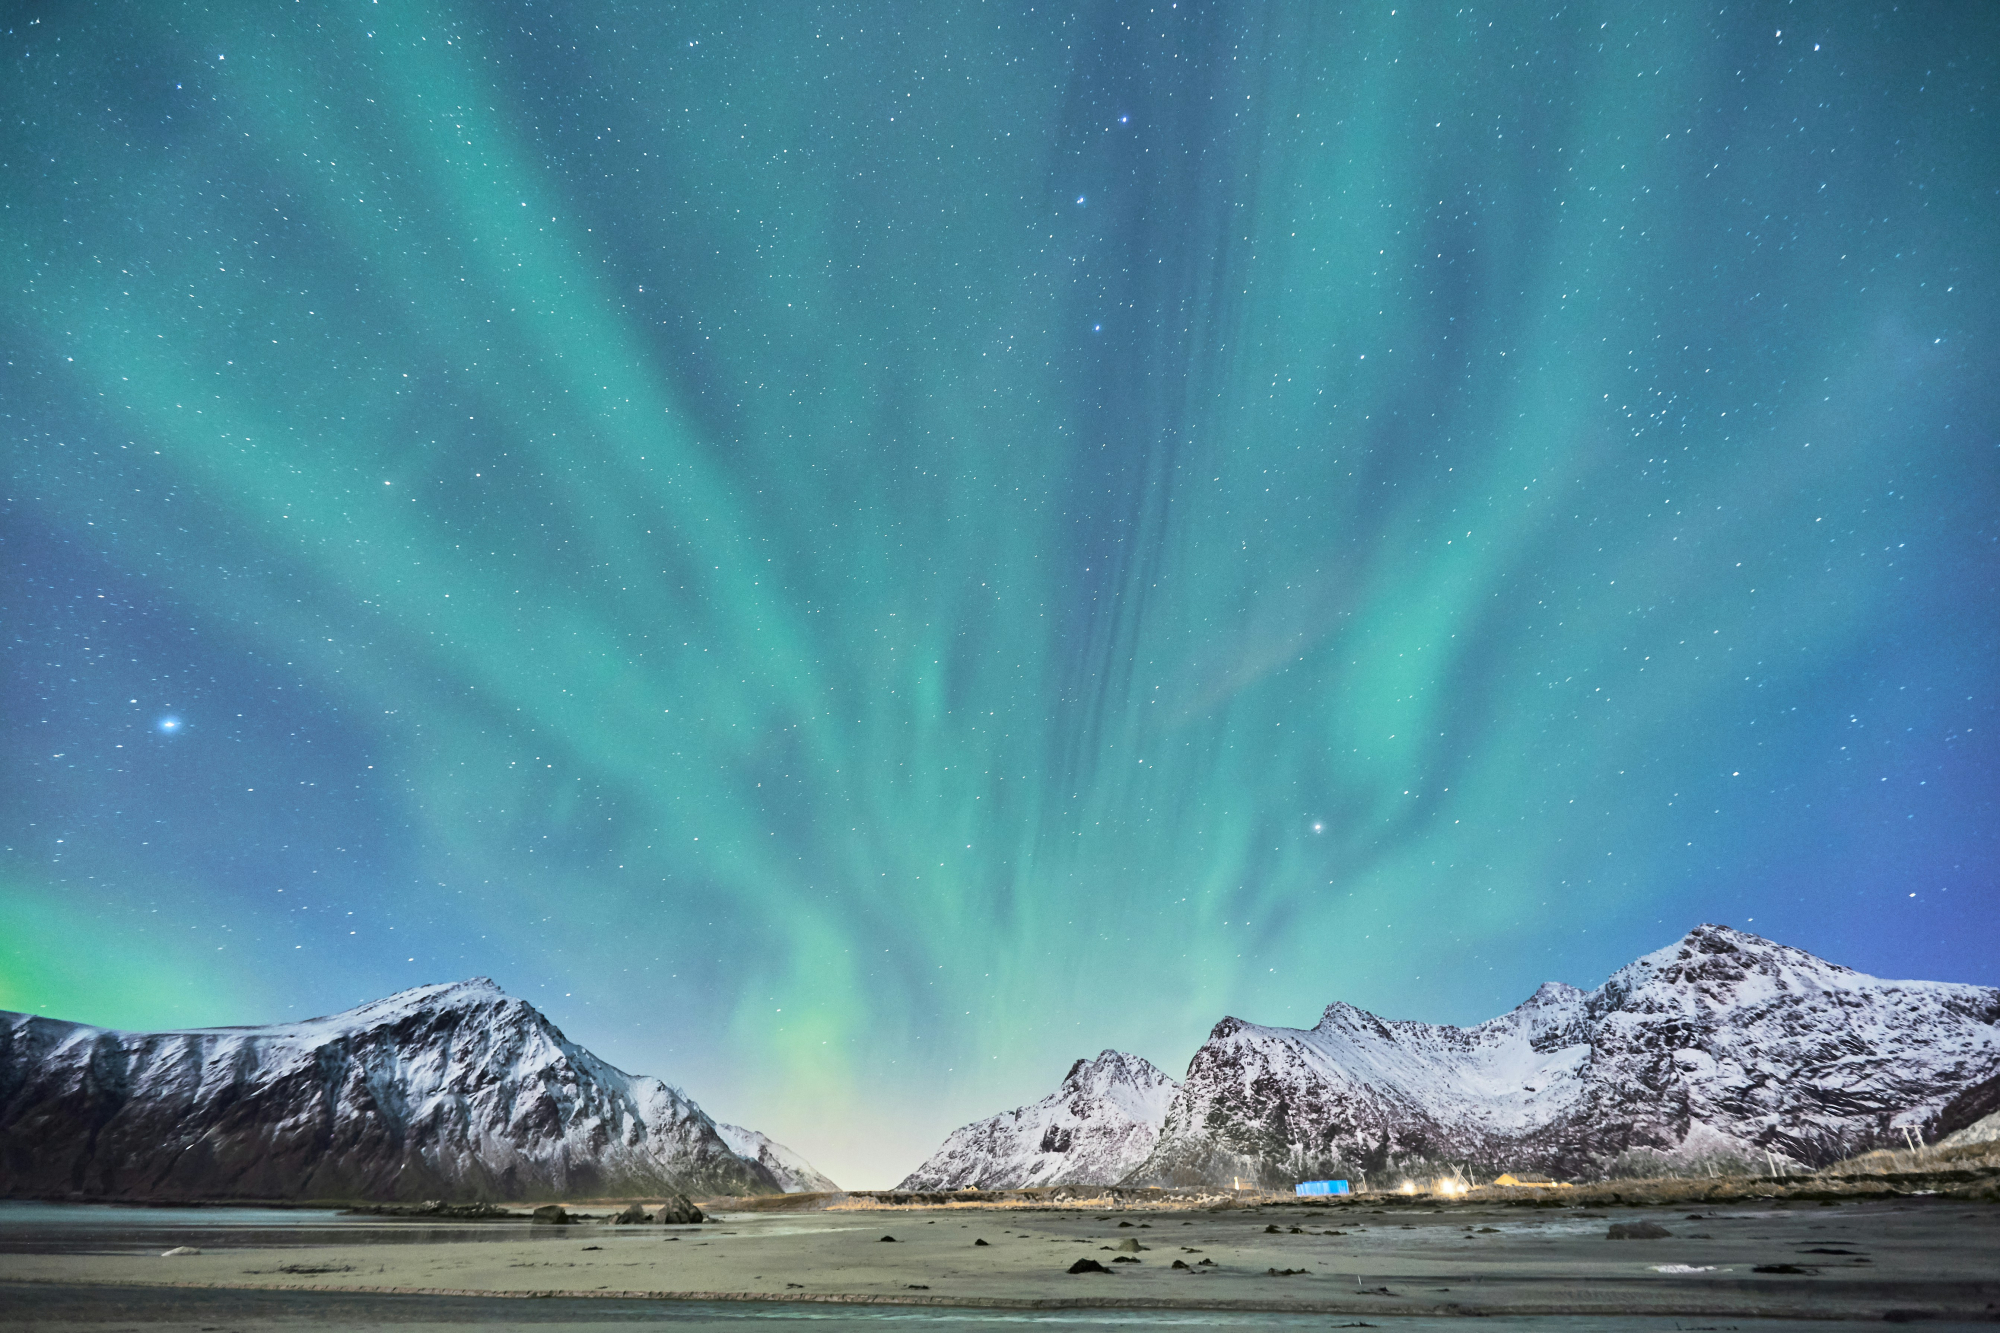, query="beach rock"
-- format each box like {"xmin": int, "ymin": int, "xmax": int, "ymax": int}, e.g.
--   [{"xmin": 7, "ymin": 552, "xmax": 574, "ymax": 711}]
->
[
  {"xmin": 1067, "ymin": 1258, "xmax": 1111, "ymax": 1274},
  {"xmin": 614, "ymin": 1203, "xmax": 650, "ymax": 1224},
  {"xmin": 653, "ymin": 1194, "xmax": 704, "ymax": 1224},
  {"xmin": 973, "ymin": 1238, "xmax": 989, "ymax": 1246},
  {"xmin": 1113, "ymin": 1237, "xmax": 1147, "ymax": 1252},
  {"xmin": 1608, "ymin": 1221, "xmax": 1672, "ymax": 1239},
  {"xmin": 532, "ymin": 1204, "xmax": 569, "ymax": 1225}
]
